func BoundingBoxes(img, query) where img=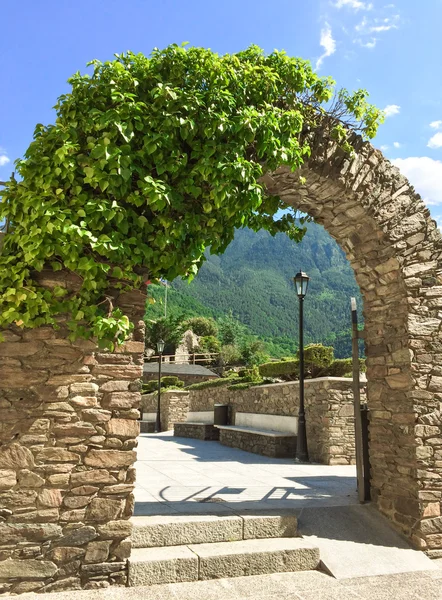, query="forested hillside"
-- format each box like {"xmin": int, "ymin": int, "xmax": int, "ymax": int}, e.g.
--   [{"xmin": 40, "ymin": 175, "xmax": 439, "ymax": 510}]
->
[{"xmin": 146, "ymin": 222, "xmax": 363, "ymax": 358}]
